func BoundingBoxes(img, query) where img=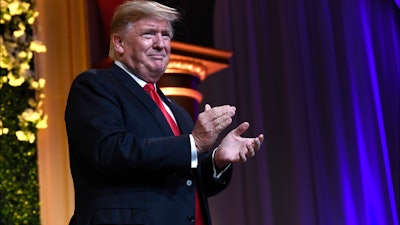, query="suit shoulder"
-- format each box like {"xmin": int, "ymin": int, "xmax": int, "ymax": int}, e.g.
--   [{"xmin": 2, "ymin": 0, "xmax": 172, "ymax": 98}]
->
[
  {"xmin": 74, "ymin": 68, "xmax": 112, "ymax": 81},
  {"xmin": 72, "ymin": 68, "xmax": 122, "ymax": 88}
]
